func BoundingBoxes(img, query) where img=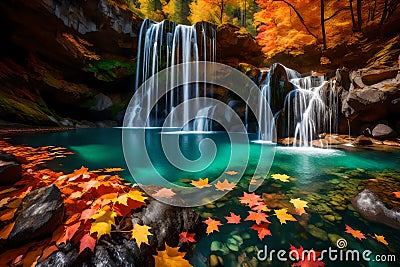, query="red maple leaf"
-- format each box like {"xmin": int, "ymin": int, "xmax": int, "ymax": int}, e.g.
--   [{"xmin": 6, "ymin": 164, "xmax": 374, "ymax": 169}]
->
[
  {"xmin": 290, "ymin": 245, "xmax": 324, "ymax": 267},
  {"xmin": 79, "ymin": 233, "xmax": 96, "ymax": 254},
  {"xmin": 345, "ymin": 224, "xmax": 366, "ymax": 240},
  {"xmin": 251, "ymin": 223, "xmax": 271, "ymax": 240},
  {"xmin": 224, "ymin": 212, "xmax": 241, "ymax": 224},
  {"xmin": 179, "ymin": 231, "xmax": 196, "ymax": 243}
]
